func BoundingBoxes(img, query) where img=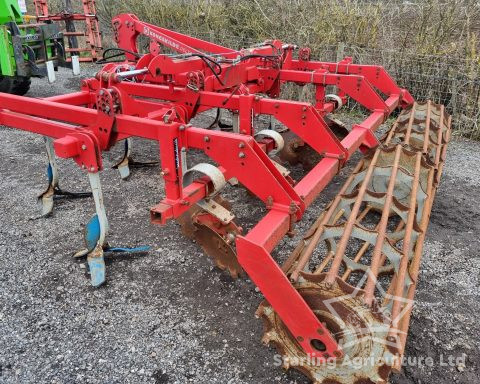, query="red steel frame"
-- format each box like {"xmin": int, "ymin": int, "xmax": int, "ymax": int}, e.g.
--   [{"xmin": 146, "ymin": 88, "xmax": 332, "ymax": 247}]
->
[
  {"xmin": 33, "ymin": 0, "xmax": 102, "ymax": 62},
  {"xmin": 0, "ymin": 13, "xmax": 414, "ymax": 360}
]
